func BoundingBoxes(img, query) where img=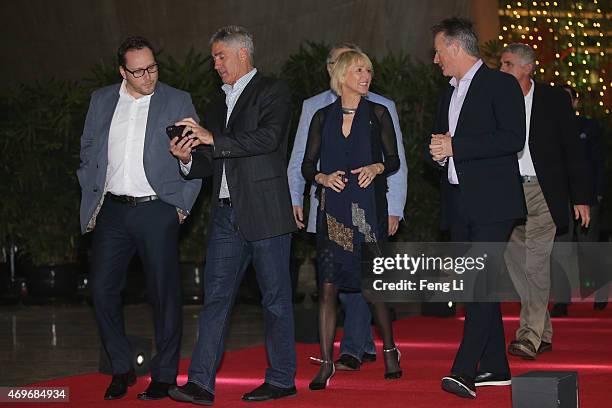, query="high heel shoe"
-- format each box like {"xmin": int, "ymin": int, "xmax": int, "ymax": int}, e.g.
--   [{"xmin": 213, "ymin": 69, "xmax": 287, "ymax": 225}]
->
[
  {"xmin": 383, "ymin": 347, "xmax": 403, "ymax": 380},
  {"xmin": 308, "ymin": 357, "xmax": 336, "ymax": 390}
]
